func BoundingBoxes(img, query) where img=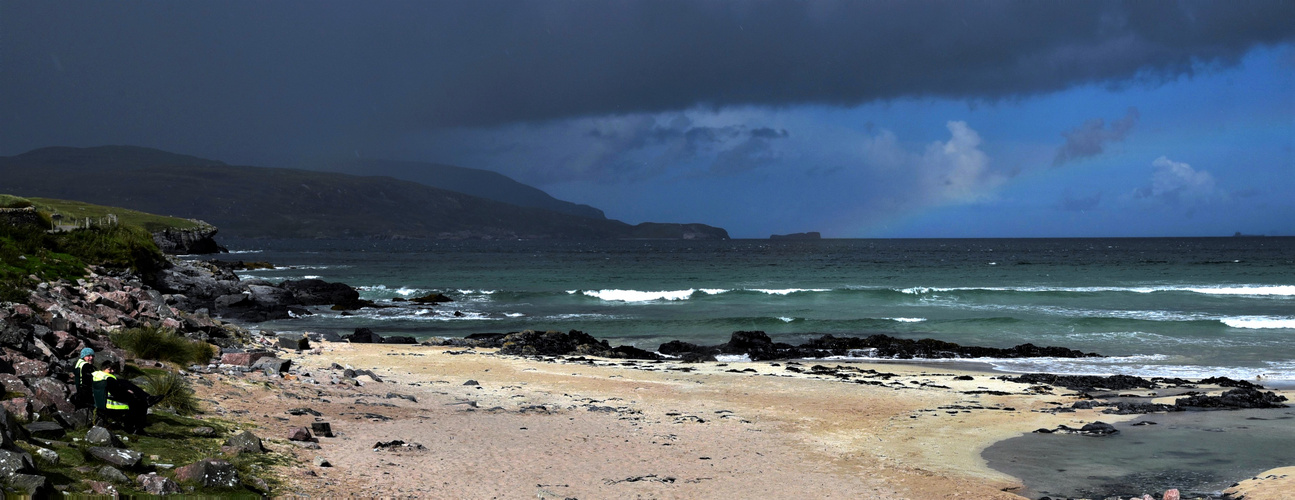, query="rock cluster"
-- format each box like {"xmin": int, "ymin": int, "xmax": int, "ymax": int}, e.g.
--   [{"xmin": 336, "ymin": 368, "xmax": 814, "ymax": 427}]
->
[
  {"xmin": 658, "ymin": 331, "xmax": 1100, "ymax": 362},
  {"xmin": 153, "ymin": 259, "xmax": 364, "ymax": 322}
]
